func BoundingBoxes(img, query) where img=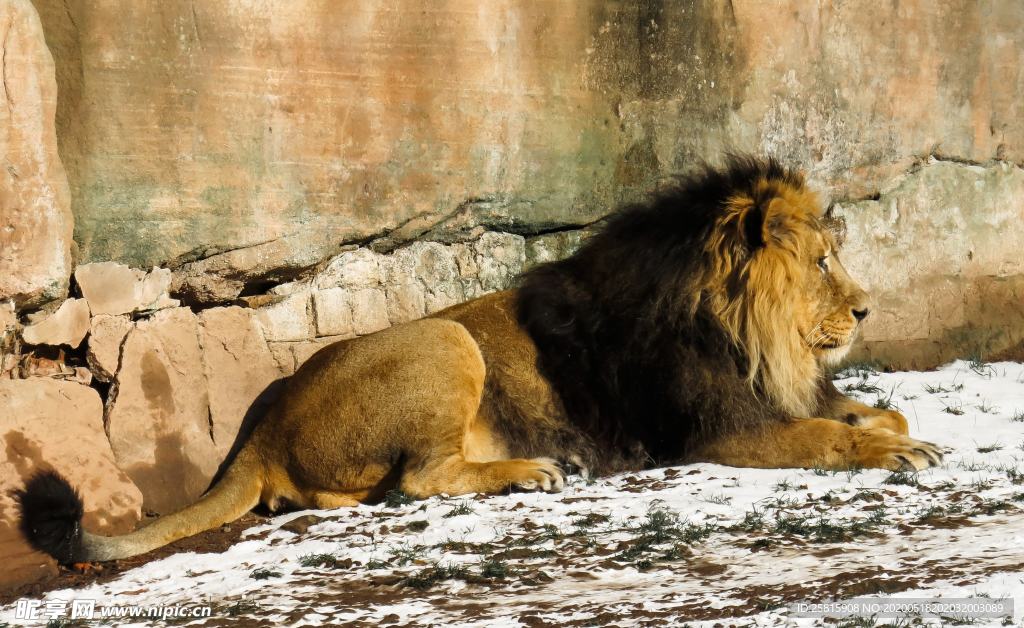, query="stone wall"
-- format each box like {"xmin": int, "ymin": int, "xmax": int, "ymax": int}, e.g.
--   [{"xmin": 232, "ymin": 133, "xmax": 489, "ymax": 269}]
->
[
  {"xmin": 2, "ymin": 0, "xmax": 1024, "ymax": 592},
  {"xmin": 0, "ymin": 0, "xmax": 72, "ymax": 307},
  {"xmin": 23, "ymin": 0, "xmax": 1024, "ymax": 299},
  {"xmin": 6, "ymin": 0, "xmax": 1023, "ymax": 360},
  {"xmin": 838, "ymin": 159, "xmax": 1024, "ymax": 369}
]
